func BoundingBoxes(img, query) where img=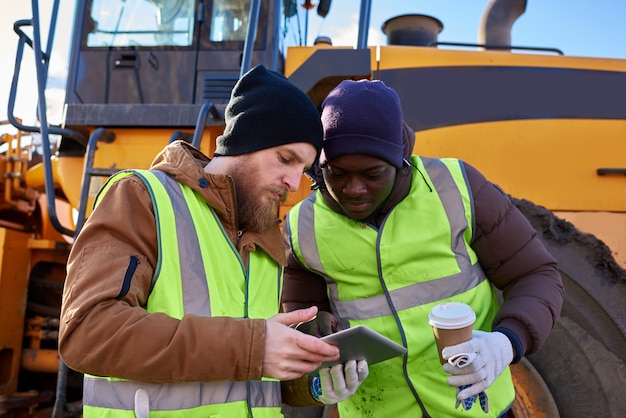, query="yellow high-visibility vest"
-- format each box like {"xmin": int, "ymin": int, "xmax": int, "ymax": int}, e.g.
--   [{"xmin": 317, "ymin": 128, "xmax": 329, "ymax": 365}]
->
[{"xmin": 83, "ymin": 169, "xmax": 283, "ymax": 418}]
